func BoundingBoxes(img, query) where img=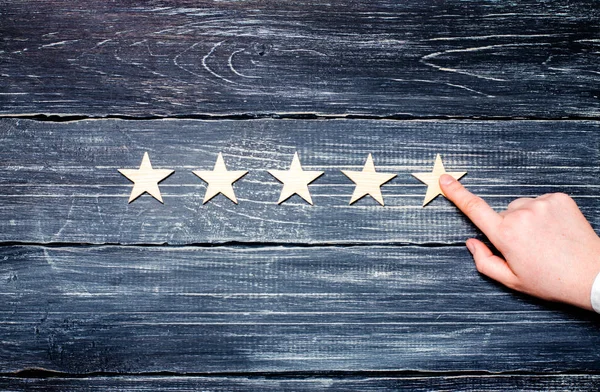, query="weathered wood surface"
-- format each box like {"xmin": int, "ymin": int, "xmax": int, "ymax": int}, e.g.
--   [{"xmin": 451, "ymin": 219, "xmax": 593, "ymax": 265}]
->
[
  {"xmin": 3, "ymin": 0, "xmax": 600, "ymax": 388},
  {"xmin": 1, "ymin": 118, "xmax": 598, "ymax": 245},
  {"xmin": 1, "ymin": 374, "xmax": 600, "ymax": 391},
  {"xmin": 0, "ymin": 245, "xmax": 598, "ymax": 374},
  {"xmin": 1, "ymin": 0, "xmax": 599, "ymax": 118}
]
